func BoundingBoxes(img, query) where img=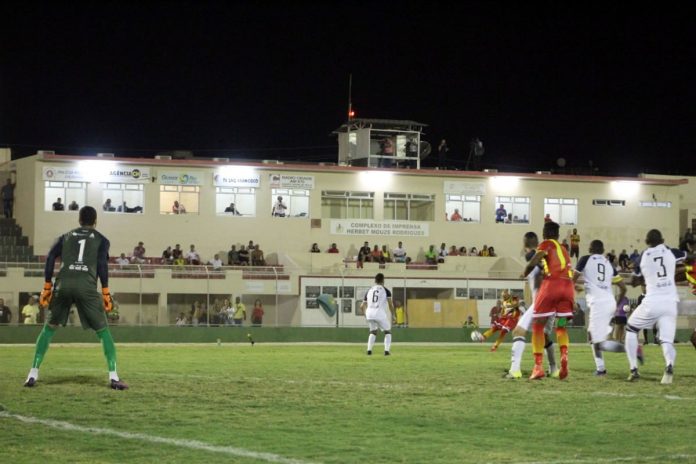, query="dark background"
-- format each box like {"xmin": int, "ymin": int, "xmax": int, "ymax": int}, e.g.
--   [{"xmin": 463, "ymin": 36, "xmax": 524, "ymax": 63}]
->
[{"xmin": 1, "ymin": 1, "xmax": 694, "ymax": 175}]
